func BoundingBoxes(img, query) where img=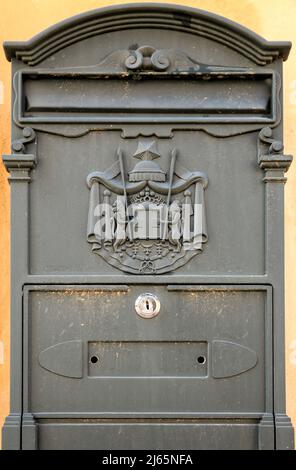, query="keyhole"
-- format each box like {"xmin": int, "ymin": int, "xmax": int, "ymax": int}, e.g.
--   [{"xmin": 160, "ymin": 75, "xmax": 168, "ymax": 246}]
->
[{"xmin": 135, "ymin": 293, "xmax": 160, "ymax": 318}]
